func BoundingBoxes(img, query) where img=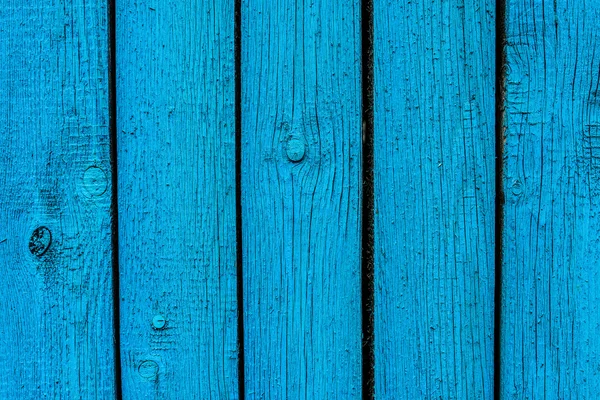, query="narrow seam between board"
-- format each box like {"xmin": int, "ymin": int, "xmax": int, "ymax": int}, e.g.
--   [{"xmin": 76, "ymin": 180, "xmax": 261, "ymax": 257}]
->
[
  {"xmin": 108, "ymin": 0, "xmax": 123, "ymax": 398},
  {"xmin": 235, "ymin": 0, "xmax": 246, "ymax": 397},
  {"xmin": 361, "ymin": 0, "xmax": 375, "ymax": 397},
  {"xmin": 494, "ymin": 0, "xmax": 507, "ymax": 398}
]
